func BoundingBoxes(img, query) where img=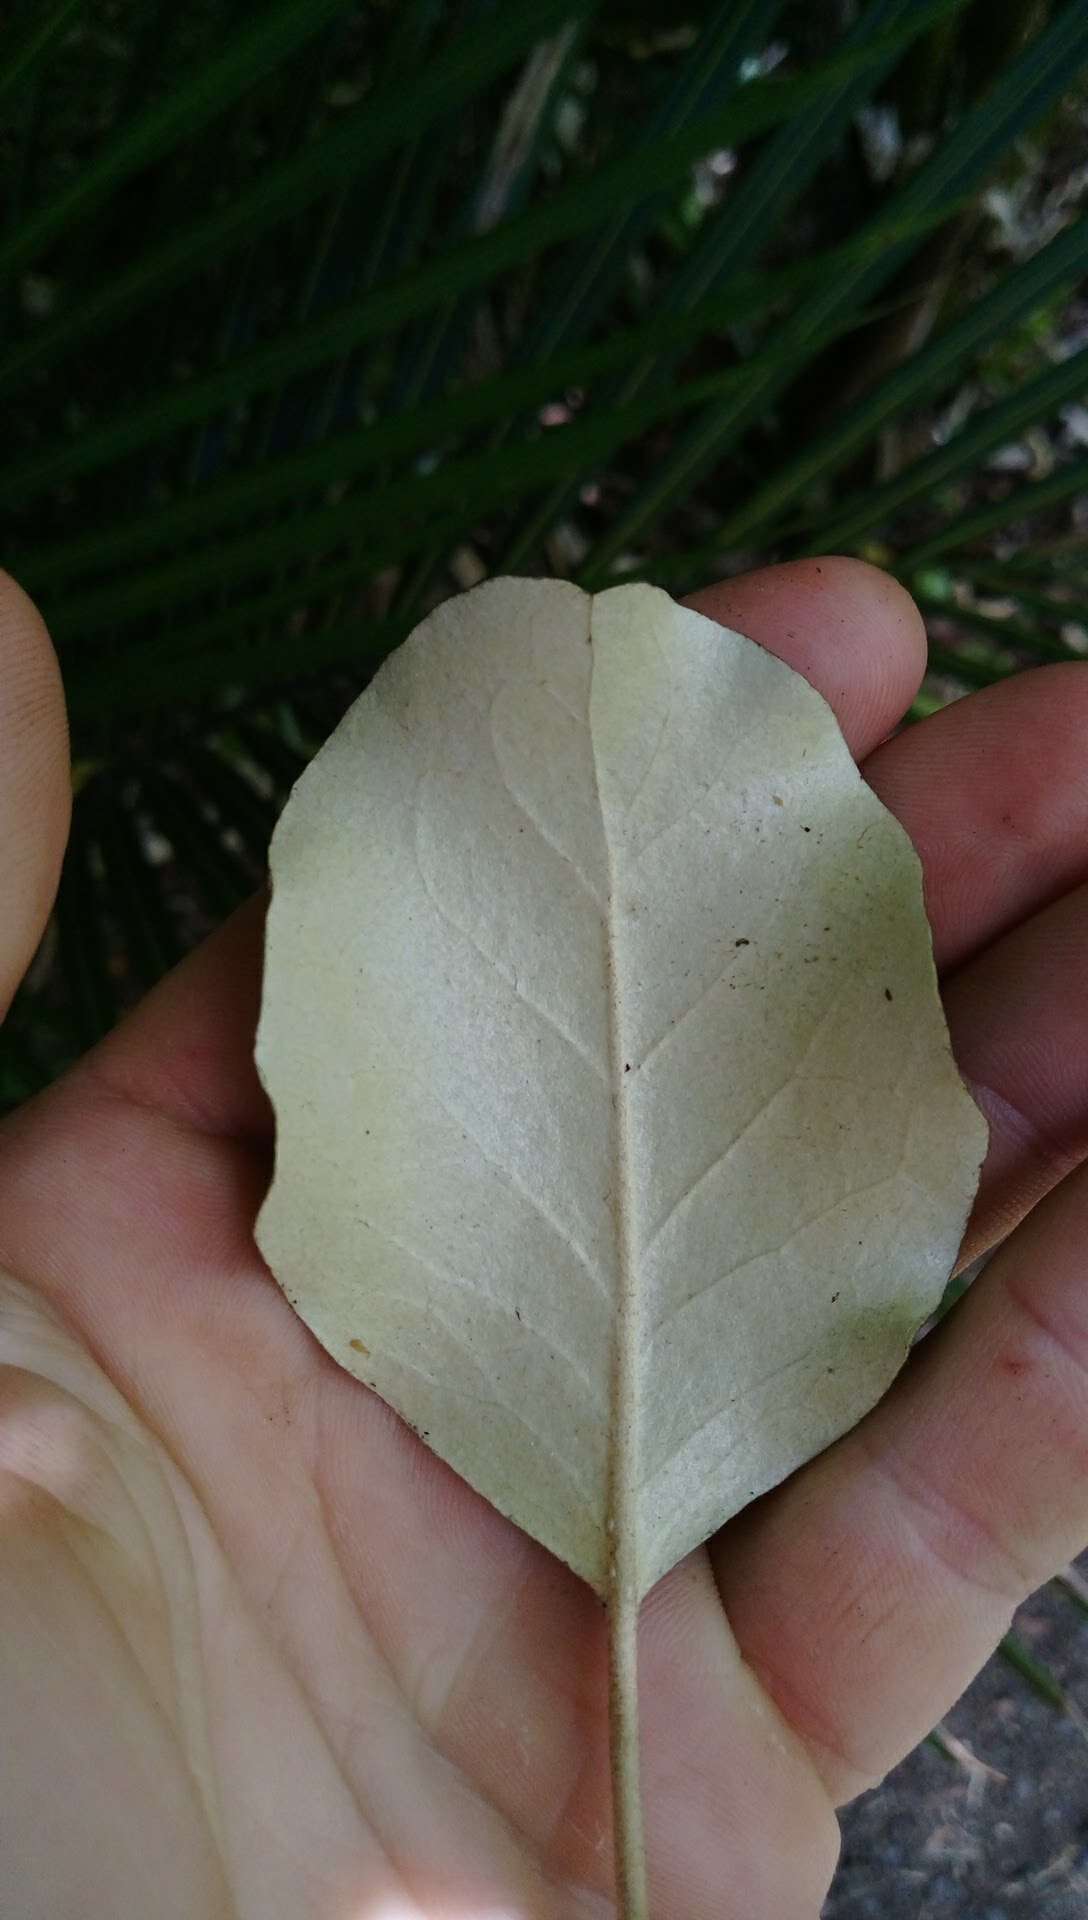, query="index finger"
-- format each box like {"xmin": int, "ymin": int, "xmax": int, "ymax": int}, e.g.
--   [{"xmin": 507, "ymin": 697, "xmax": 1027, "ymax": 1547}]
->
[{"xmin": 683, "ymin": 555, "xmax": 927, "ymax": 759}]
